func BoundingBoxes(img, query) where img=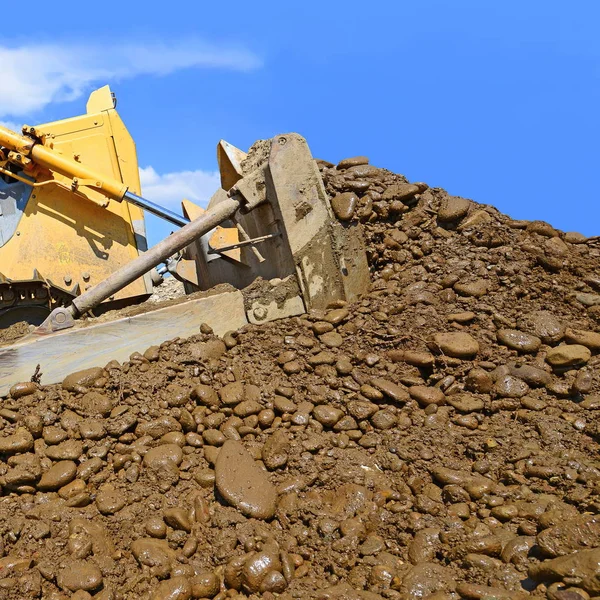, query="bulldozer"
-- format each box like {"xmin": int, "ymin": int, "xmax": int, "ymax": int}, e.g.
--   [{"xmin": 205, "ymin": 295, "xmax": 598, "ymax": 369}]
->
[{"xmin": 0, "ymin": 86, "xmax": 369, "ymax": 396}]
